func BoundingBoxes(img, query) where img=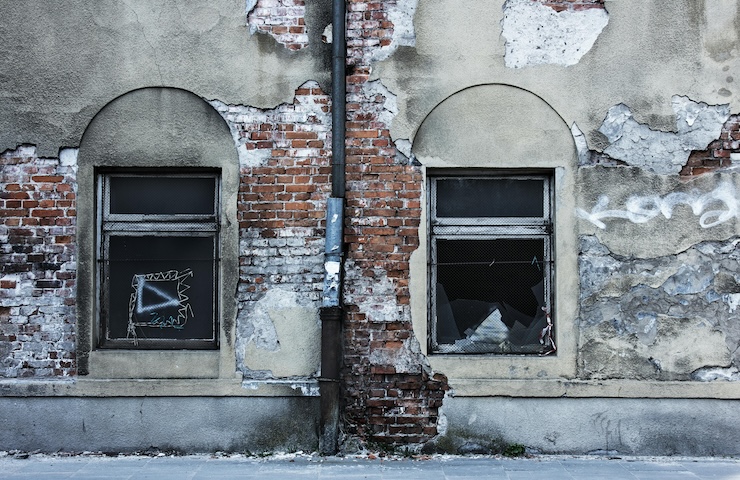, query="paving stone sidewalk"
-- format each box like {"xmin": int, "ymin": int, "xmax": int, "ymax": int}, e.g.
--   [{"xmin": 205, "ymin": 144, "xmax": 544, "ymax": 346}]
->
[{"xmin": 1, "ymin": 453, "xmax": 740, "ymax": 479}]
